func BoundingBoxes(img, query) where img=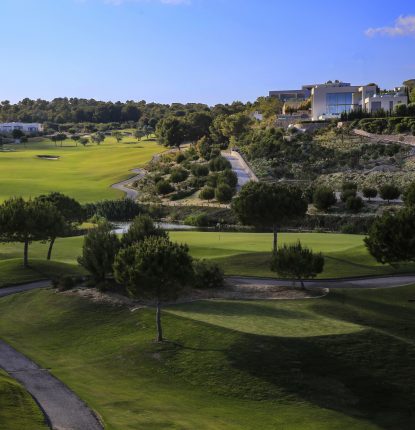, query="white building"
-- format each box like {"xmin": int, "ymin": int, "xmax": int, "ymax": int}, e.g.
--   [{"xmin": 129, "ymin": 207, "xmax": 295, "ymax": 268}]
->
[
  {"xmin": 310, "ymin": 82, "xmax": 407, "ymax": 121},
  {"xmin": 0, "ymin": 122, "xmax": 43, "ymax": 134}
]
